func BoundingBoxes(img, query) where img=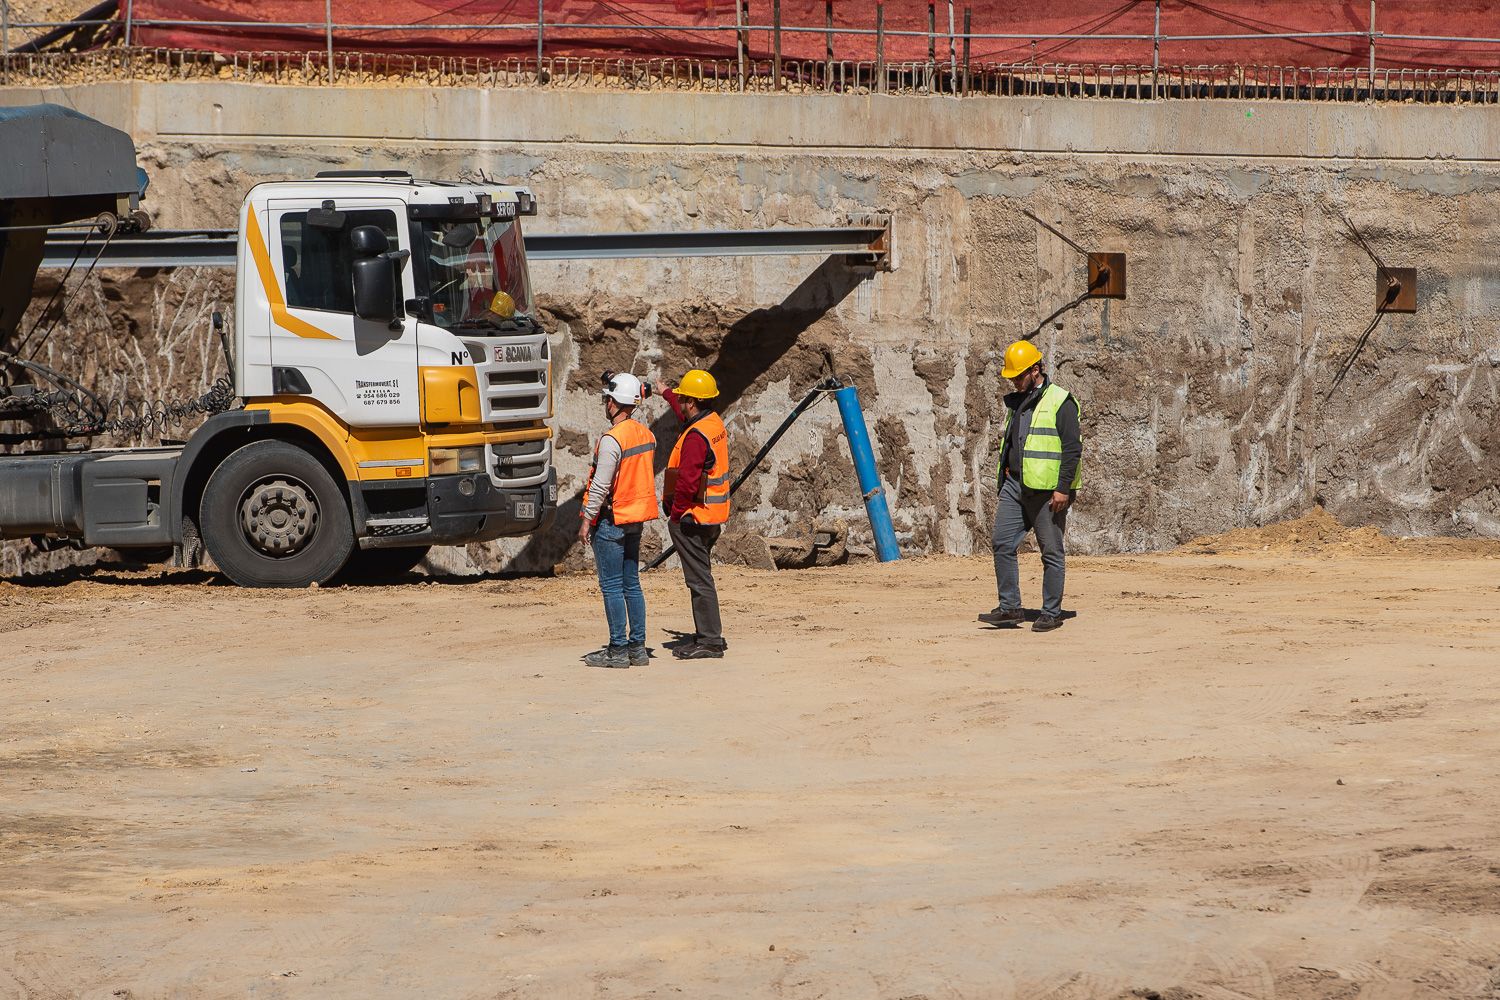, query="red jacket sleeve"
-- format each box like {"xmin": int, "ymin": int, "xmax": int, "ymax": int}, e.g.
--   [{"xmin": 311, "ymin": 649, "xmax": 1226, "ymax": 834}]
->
[
  {"xmin": 662, "ymin": 387, "xmax": 685, "ymax": 420},
  {"xmin": 670, "ymin": 427, "xmax": 710, "ymax": 521}
]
